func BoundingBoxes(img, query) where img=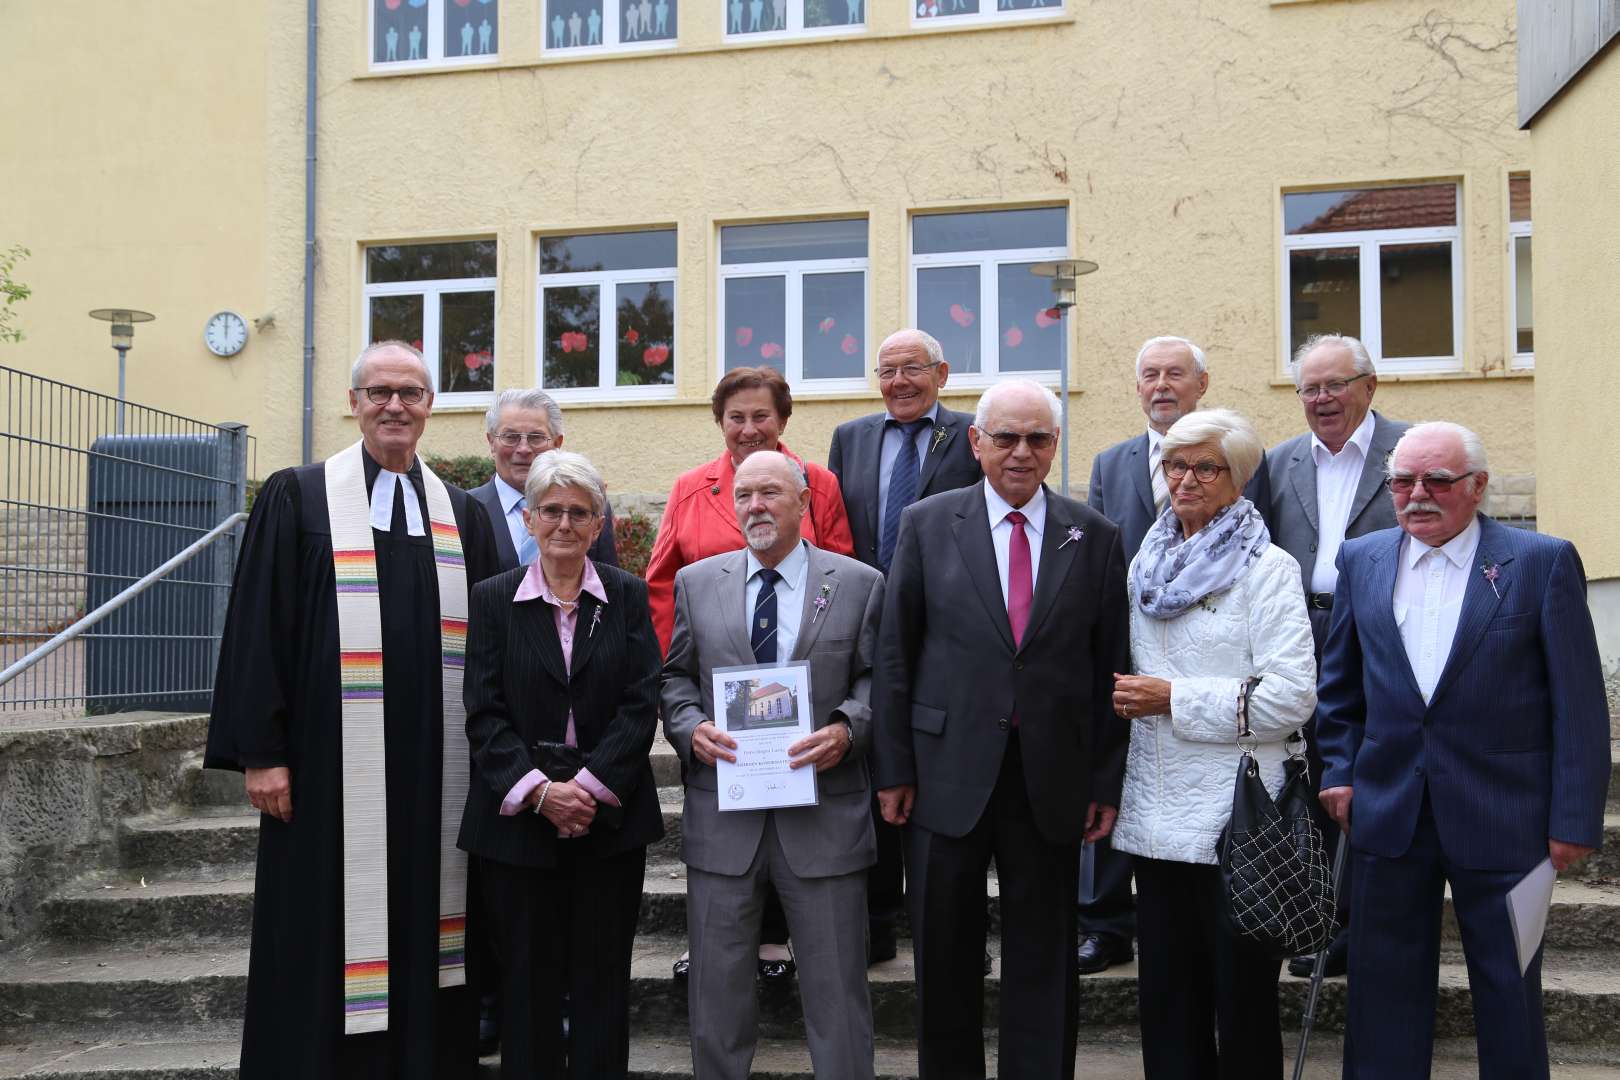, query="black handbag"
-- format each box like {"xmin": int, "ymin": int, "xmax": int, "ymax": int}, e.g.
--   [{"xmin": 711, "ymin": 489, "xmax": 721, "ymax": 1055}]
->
[
  {"xmin": 531, "ymin": 740, "xmax": 624, "ymax": 831},
  {"xmin": 1216, "ymin": 676, "xmax": 1335, "ymax": 956}
]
